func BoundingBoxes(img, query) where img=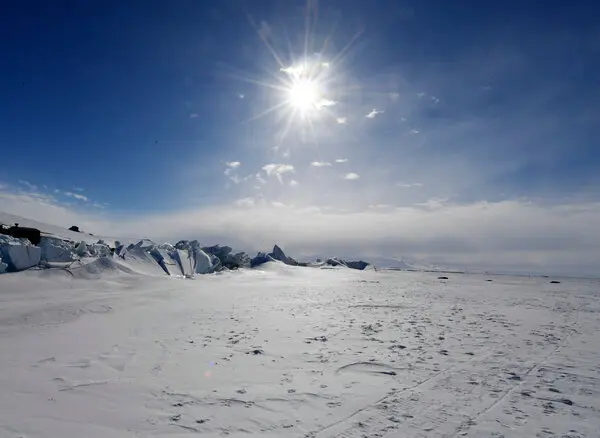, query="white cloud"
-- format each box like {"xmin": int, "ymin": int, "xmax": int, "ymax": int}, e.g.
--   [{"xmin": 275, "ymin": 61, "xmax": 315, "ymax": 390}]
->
[
  {"xmin": 417, "ymin": 92, "xmax": 425, "ymax": 99},
  {"xmin": 262, "ymin": 163, "xmax": 295, "ymax": 184},
  {"xmin": 410, "ymin": 129, "xmax": 420, "ymax": 135},
  {"xmin": 400, "ymin": 117, "xmax": 407, "ymax": 122},
  {"xmin": 344, "ymin": 173, "xmax": 360, "ymax": 180},
  {"xmin": 389, "ymin": 92, "xmax": 400, "ymax": 101},
  {"xmin": 289, "ymin": 179, "xmax": 299, "ymax": 187},
  {"xmin": 262, "ymin": 163, "xmax": 295, "ymax": 176},
  {"xmin": 238, "ymin": 93, "xmax": 245, "ymax": 99},
  {"xmin": 336, "ymin": 117, "xmax": 347, "ymax": 124},
  {"xmin": 64, "ymin": 191, "xmax": 89, "ymax": 202},
  {"xmin": 335, "ymin": 158, "xmax": 348, "ymax": 163},
  {"xmin": 321, "ymin": 62, "xmax": 330, "ymax": 68},
  {"xmin": 396, "ymin": 182, "xmax": 423, "ymax": 188},
  {"xmin": 280, "ymin": 65, "xmax": 304, "ymax": 77},
  {"xmin": 18, "ymin": 180, "xmax": 37, "ymax": 190},
  {"xmin": 223, "ymin": 162, "xmax": 243, "ymax": 184},
  {"xmin": 73, "ymin": 187, "xmax": 85, "ymax": 192},
  {"xmin": 366, "ymin": 109, "xmax": 384, "ymax": 119},
  {"xmin": 316, "ymin": 99, "xmax": 336, "ymax": 108},
  {"xmin": 431, "ymin": 96, "xmax": 440, "ymax": 104},
  {"xmin": 311, "ymin": 161, "xmax": 332, "ymax": 167}
]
